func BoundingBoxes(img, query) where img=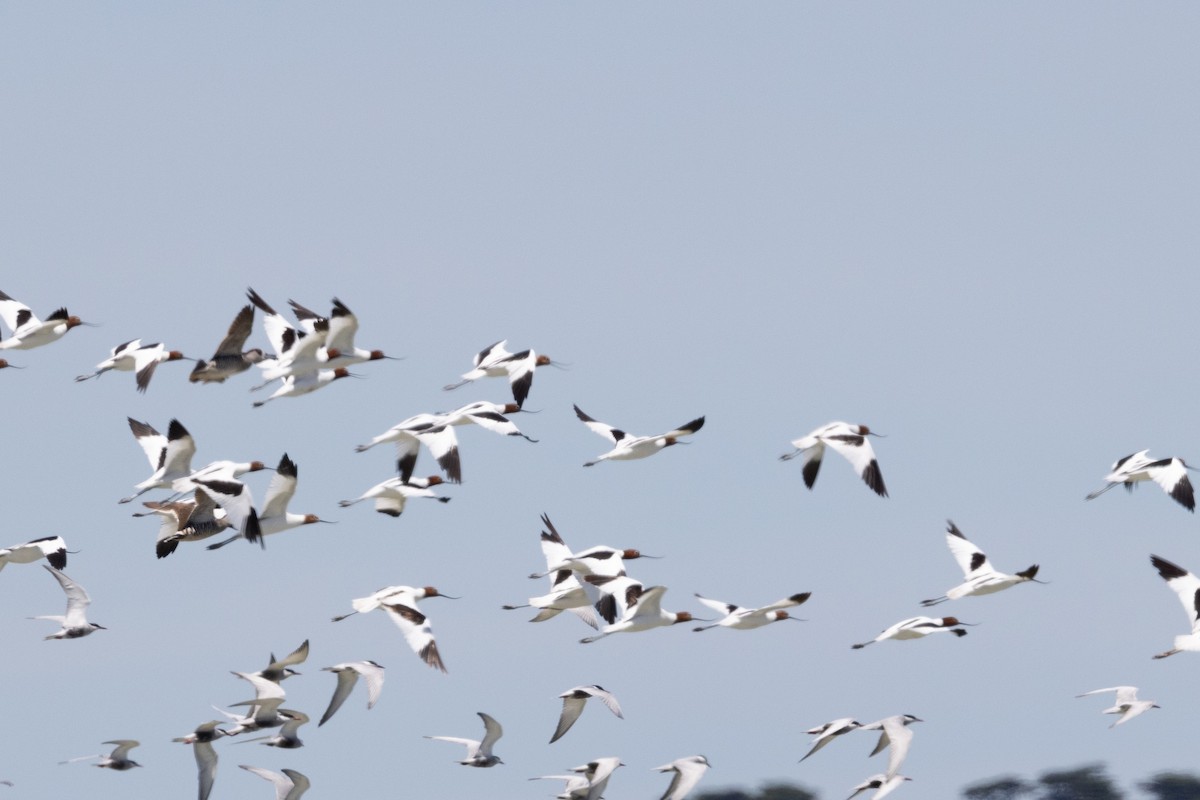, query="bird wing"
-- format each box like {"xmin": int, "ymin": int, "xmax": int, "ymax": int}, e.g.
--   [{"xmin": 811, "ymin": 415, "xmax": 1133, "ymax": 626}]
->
[
  {"xmin": 694, "ymin": 594, "xmax": 739, "ymax": 616},
  {"xmin": 240, "ymin": 765, "xmax": 292, "ymax": 800},
  {"xmin": 1076, "ymin": 685, "xmax": 1137, "ymax": 700},
  {"xmin": 633, "ymin": 585, "xmax": 668, "ymax": 619},
  {"xmin": 319, "ymin": 668, "xmax": 359, "ymax": 726},
  {"xmin": 194, "ymin": 741, "xmax": 218, "ymax": 800},
  {"xmin": 128, "ymin": 417, "xmax": 167, "ymax": 470},
  {"xmin": 194, "ymin": 479, "xmax": 259, "ymax": 543},
  {"xmin": 501, "ymin": 349, "xmax": 537, "ymax": 408},
  {"xmin": 45, "ymin": 566, "xmax": 90, "ymax": 623},
  {"xmin": 323, "ymin": 298, "xmax": 359, "ymax": 353},
  {"xmin": 473, "ymin": 339, "xmax": 509, "ymax": 368},
  {"xmin": 266, "ymin": 639, "xmax": 310, "ymax": 671},
  {"xmin": 1151, "ymin": 555, "xmax": 1200, "ymax": 634},
  {"xmin": 550, "ymin": 695, "xmax": 587, "ymax": 743},
  {"xmin": 477, "ymin": 712, "xmax": 503, "ymax": 754},
  {"xmin": 105, "ymin": 740, "xmax": 139, "ymax": 761},
  {"xmin": 880, "ymin": 718, "xmax": 913, "ymax": 778},
  {"xmin": 353, "ymin": 661, "xmax": 385, "ymax": 708},
  {"xmin": 413, "ymin": 425, "xmax": 461, "ymax": 484},
  {"xmin": 160, "ymin": 420, "xmax": 197, "ymax": 476},
  {"xmin": 944, "ymin": 522, "xmax": 993, "ymax": 578},
  {"xmin": 260, "ymin": 454, "xmax": 299, "ymax": 520},
  {"xmin": 657, "ymin": 758, "xmax": 708, "ymax": 800},
  {"xmin": 574, "ymin": 405, "xmax": 626, "ymax": 444},
  {"xmin": 232, "ymin": 670, "xmax": 287, "ymax": 702},
  {"xmin": 1147, "ymin": 458, "xmax": 1195, "ymax": 510},
  {"xmin": 798, "ymin": 444, "xmax": 825, "ymax": 489},
  {"xmin": 823, "ymin": 432, "xmax": 887, "ymax": 496},
  {"xmin": 382, "ymin": 601, "xmax": 447, "ymax": 672},
  {"xmin": 280, "ymin": 769, "xmax": 310, "ymax": 800},
  {"xmin": 757, "ymin": 592, "xmax": 812, "ymax": 613},
  {"xmin": 131, "ymin": 344, "xmax": 164, "ymax": 392},
  {"xmin": 659, "ymin": 416, "xmax": 705, "ymax": 438},
  {"xmin": 0, "ymin": 291, "xmax": 36, "ymax": 334},
  {"xmin": 213, "ymin": 305, "xmax": 255, "ymax": 357}
]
